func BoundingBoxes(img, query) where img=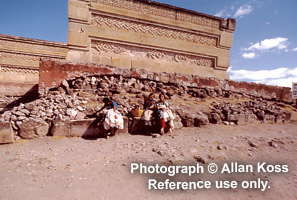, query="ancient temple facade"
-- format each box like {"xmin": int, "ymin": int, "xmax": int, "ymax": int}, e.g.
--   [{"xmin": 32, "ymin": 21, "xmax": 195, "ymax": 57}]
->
[
  {"xmin": 67, "ymin": 0, "xmax": 235, "ymax": 79},
  {"xmin": 0, "ymin": 34, "xmax": 68, "ymax": 95},
  {"xmin": 0, "ymin": 0, "xmax": 235, "ymax": 95}
]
